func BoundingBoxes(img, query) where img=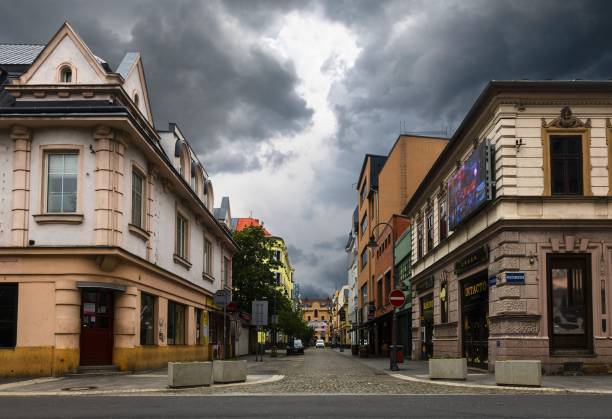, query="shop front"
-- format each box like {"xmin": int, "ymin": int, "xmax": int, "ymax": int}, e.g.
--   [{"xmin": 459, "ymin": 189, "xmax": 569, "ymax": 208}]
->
[
  {"xmin": 420, "ymin": 293, "xmax": 434, "ymax": 359},
  {"xmin": 461, "ymin": 272, "xmax": 489, "ymax": 369}
]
